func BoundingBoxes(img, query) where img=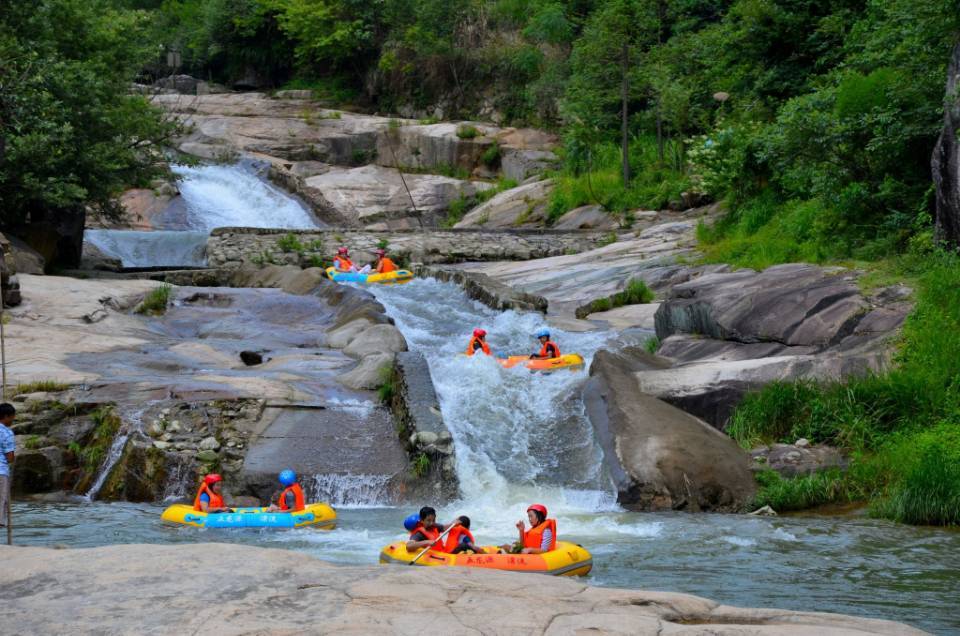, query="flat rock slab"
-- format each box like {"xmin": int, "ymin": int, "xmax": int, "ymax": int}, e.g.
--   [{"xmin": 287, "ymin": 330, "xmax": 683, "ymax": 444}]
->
[
  {"xmin": 242, "ymin": 405, "xmax": 406, "ymax": 477},
  {"xmin": 0, "ymin": 543, "xmax": 925, "ymax": 635}
]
